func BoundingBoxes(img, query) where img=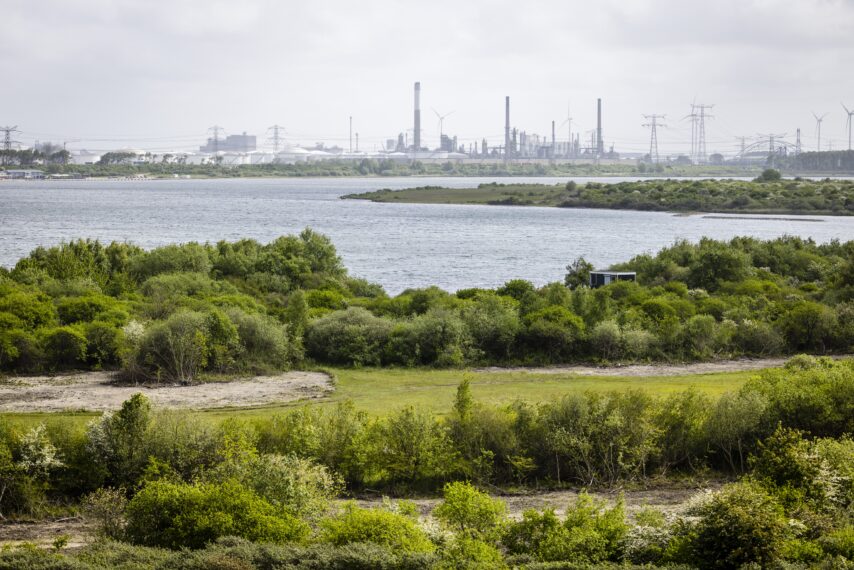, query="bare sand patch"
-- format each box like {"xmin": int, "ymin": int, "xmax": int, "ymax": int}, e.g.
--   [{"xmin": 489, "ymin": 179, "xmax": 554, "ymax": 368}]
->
[
  {"xmin": 355, "ymin": 483, "xmax": 723, "ymax": 520},
  {"xmin": 476, "ymin": 357, "xmax": 789, "ymax": 377},
  {"xmin": 0, "ymin": 371, "xmax": 333, "ymax": 413}
]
